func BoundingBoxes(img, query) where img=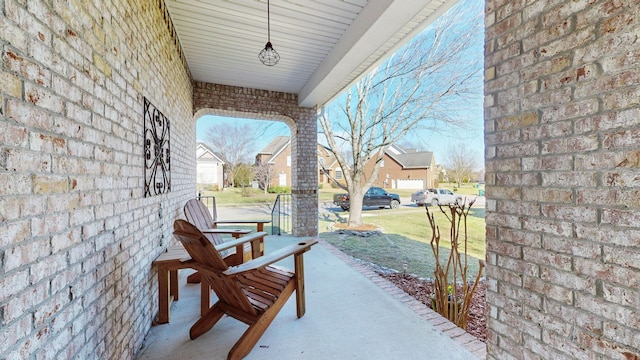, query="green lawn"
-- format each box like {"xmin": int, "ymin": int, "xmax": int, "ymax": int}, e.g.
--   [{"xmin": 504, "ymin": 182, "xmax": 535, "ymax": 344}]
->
[
  {"xmin": 199, "ymin": 188, "xmax": 277, "ymax": 205},
  {"xmin": 202, "ymin": 185, "xmax": 486, "ymax": 279},
  {"xmin": 319, "ymin": 204, "xmax": 485, "ymax": 278},
  {"xmin": 320, "ymin": 231, "xmax": 483, "ymax": 280}
]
